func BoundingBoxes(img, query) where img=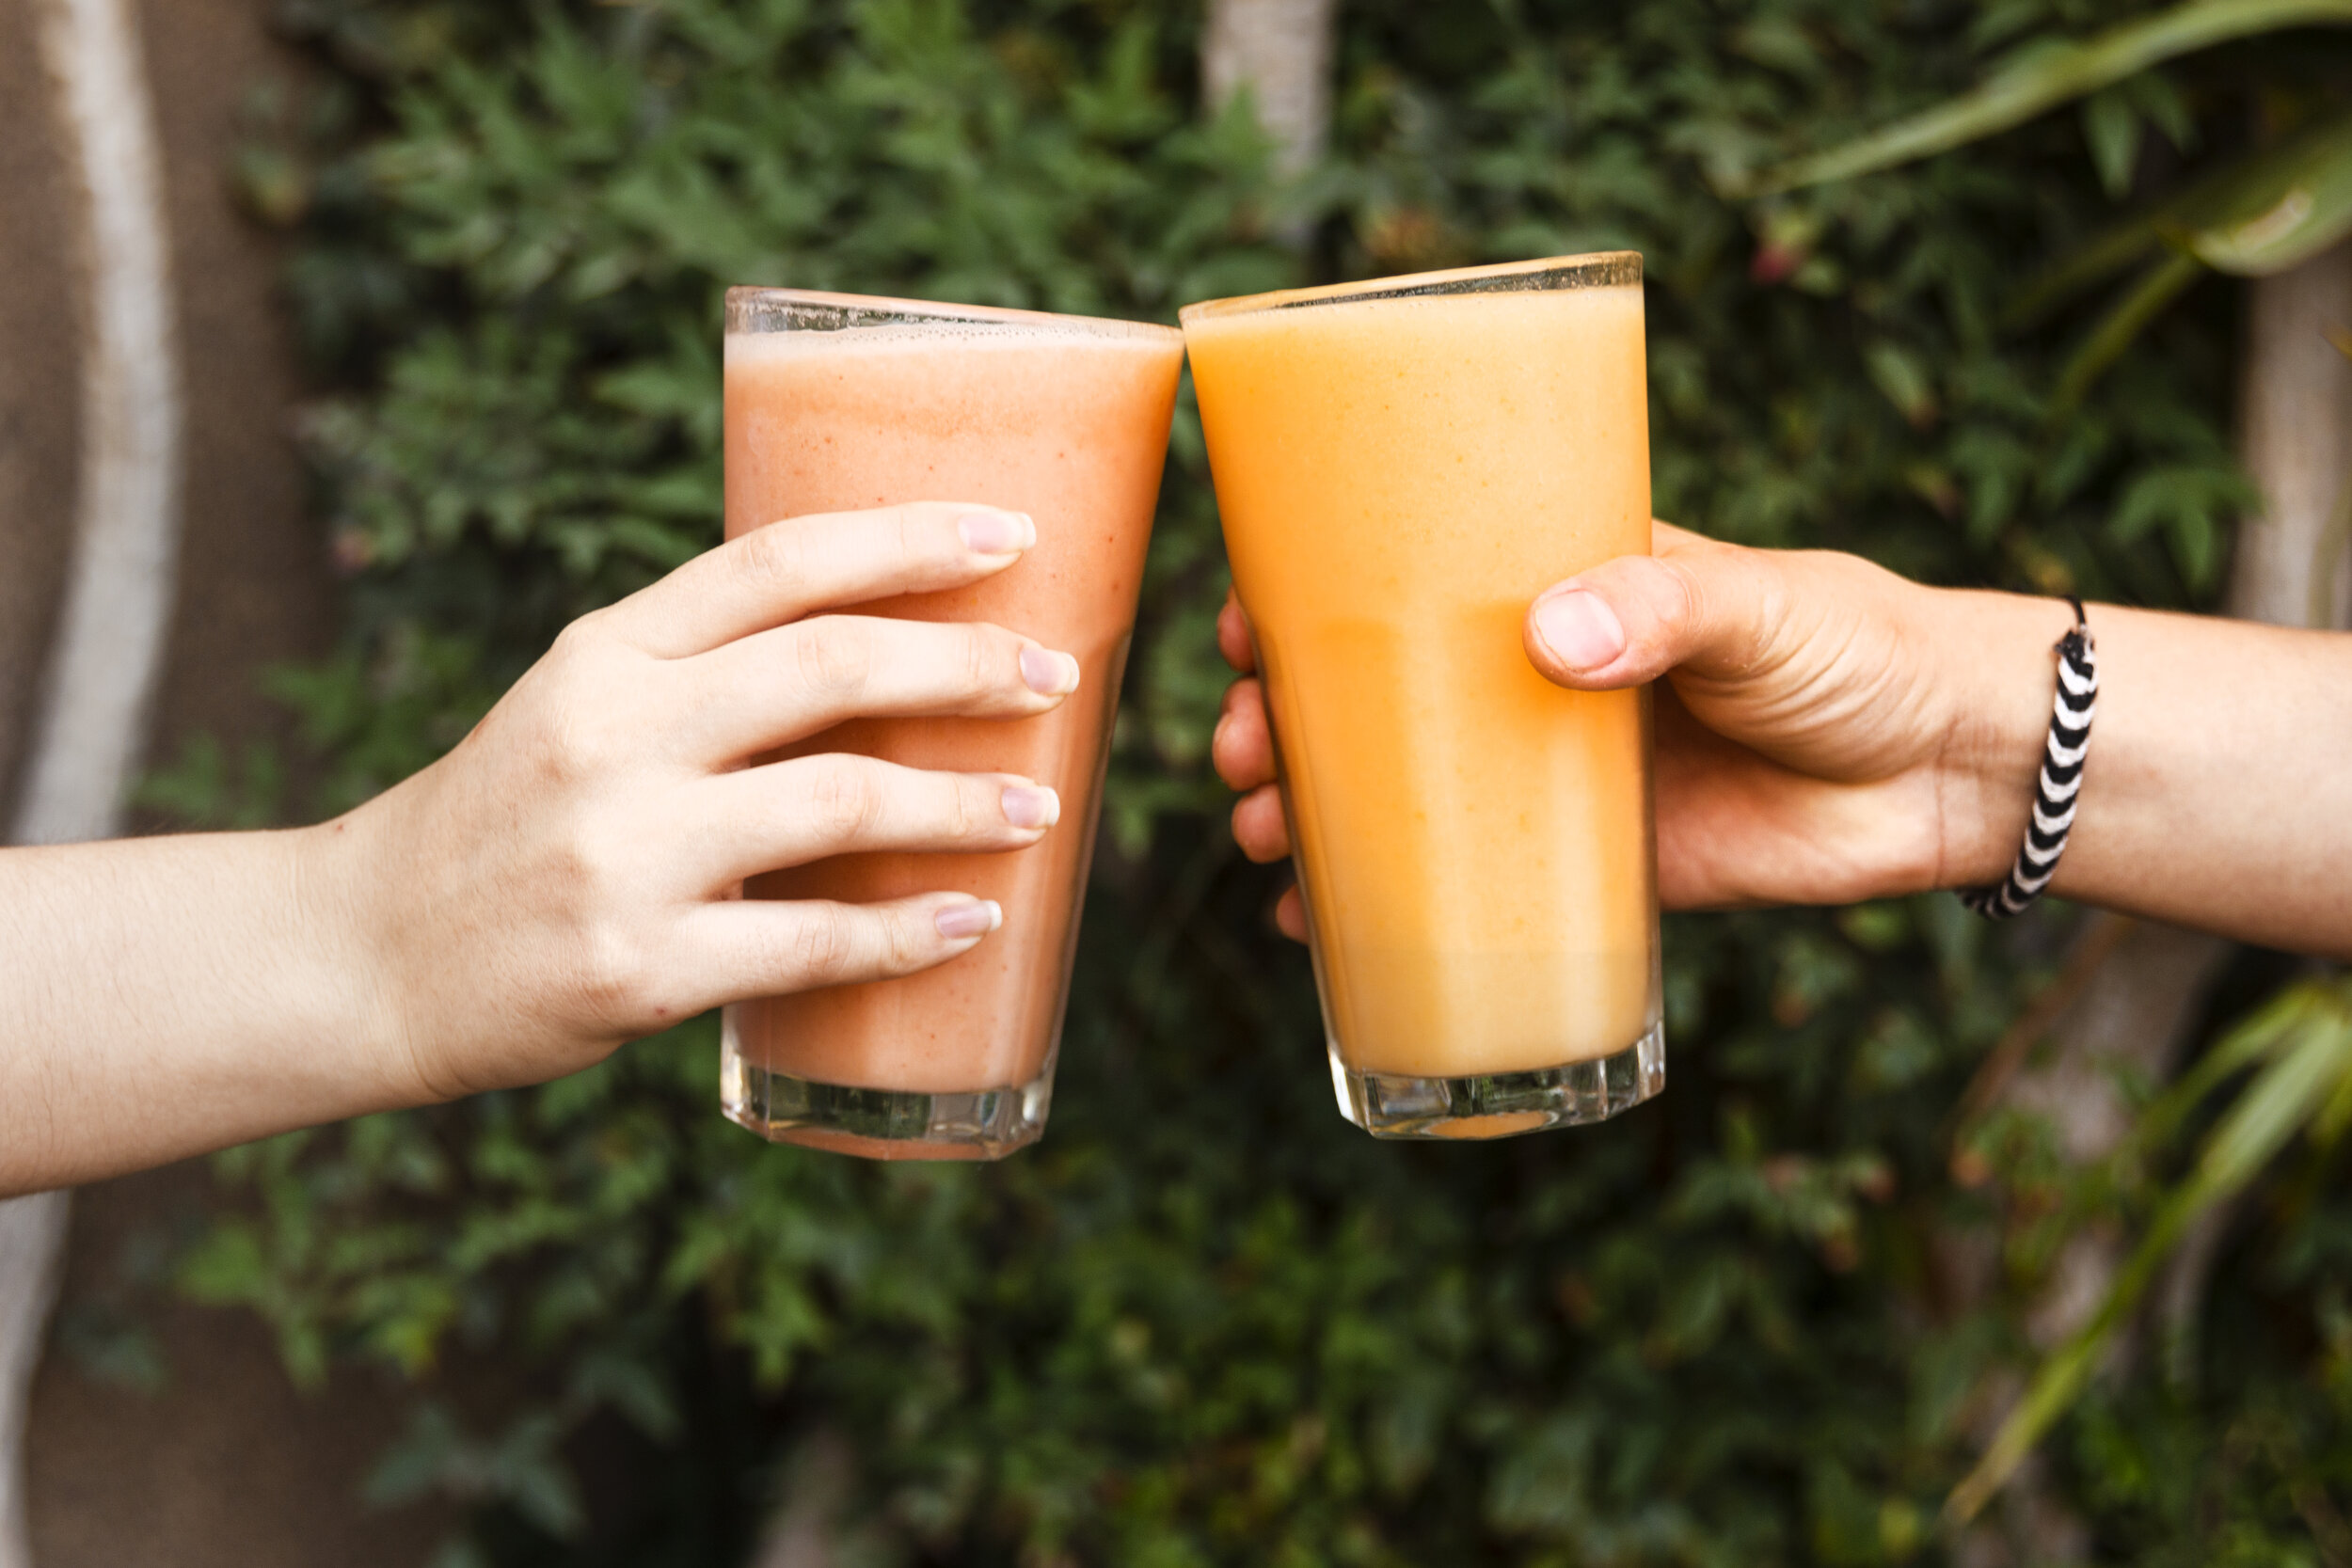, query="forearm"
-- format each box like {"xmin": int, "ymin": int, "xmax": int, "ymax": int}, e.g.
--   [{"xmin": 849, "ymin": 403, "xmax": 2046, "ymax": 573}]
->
[
  {"xmin": 0, "ymin": 822, "xmax": 400, "ymax": 1194},
  {"xmin": 1939, "ymin": 592, "xmax": 2352, "ymax": 956}
]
